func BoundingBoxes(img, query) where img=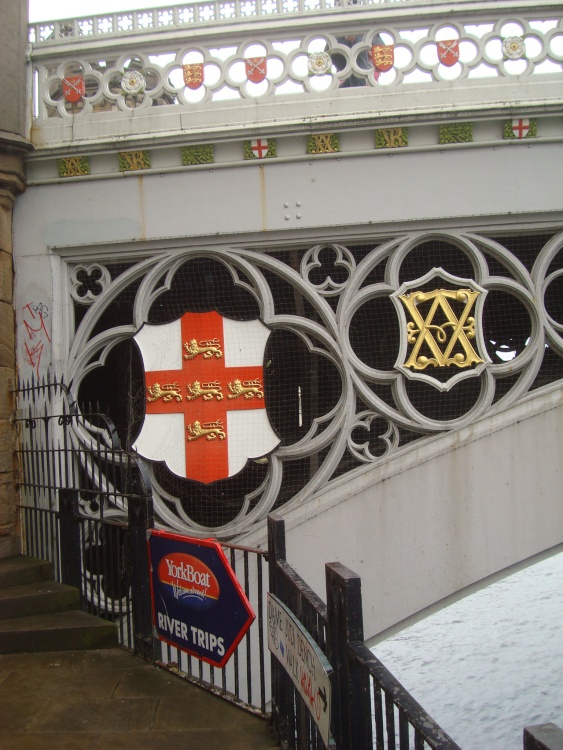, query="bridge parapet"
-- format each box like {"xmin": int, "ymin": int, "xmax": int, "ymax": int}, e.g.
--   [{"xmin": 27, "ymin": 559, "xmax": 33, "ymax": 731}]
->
[{"xmin": 29, "ymin": 0, "xmax": 563, "ymax": 155}]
